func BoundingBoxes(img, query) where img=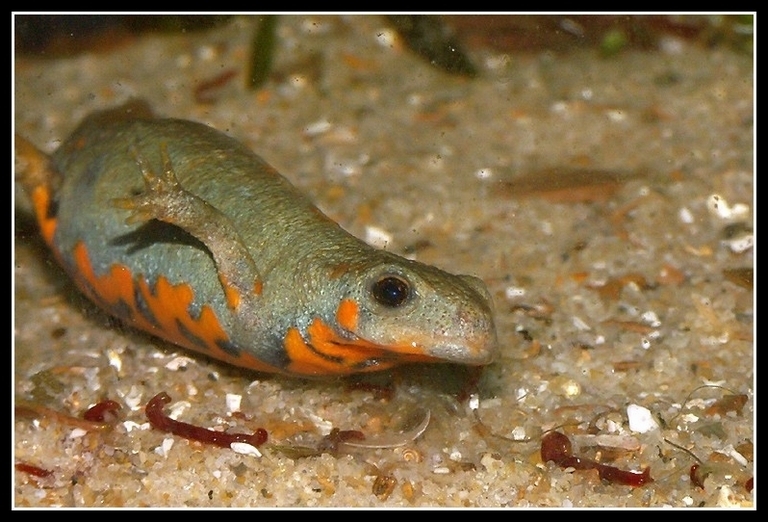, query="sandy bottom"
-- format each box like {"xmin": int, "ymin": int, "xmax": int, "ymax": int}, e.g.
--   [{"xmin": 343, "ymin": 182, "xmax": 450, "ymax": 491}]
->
[{"xmin": 14, "ymin": 16, "xmax": 753, "ymax": 508}]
